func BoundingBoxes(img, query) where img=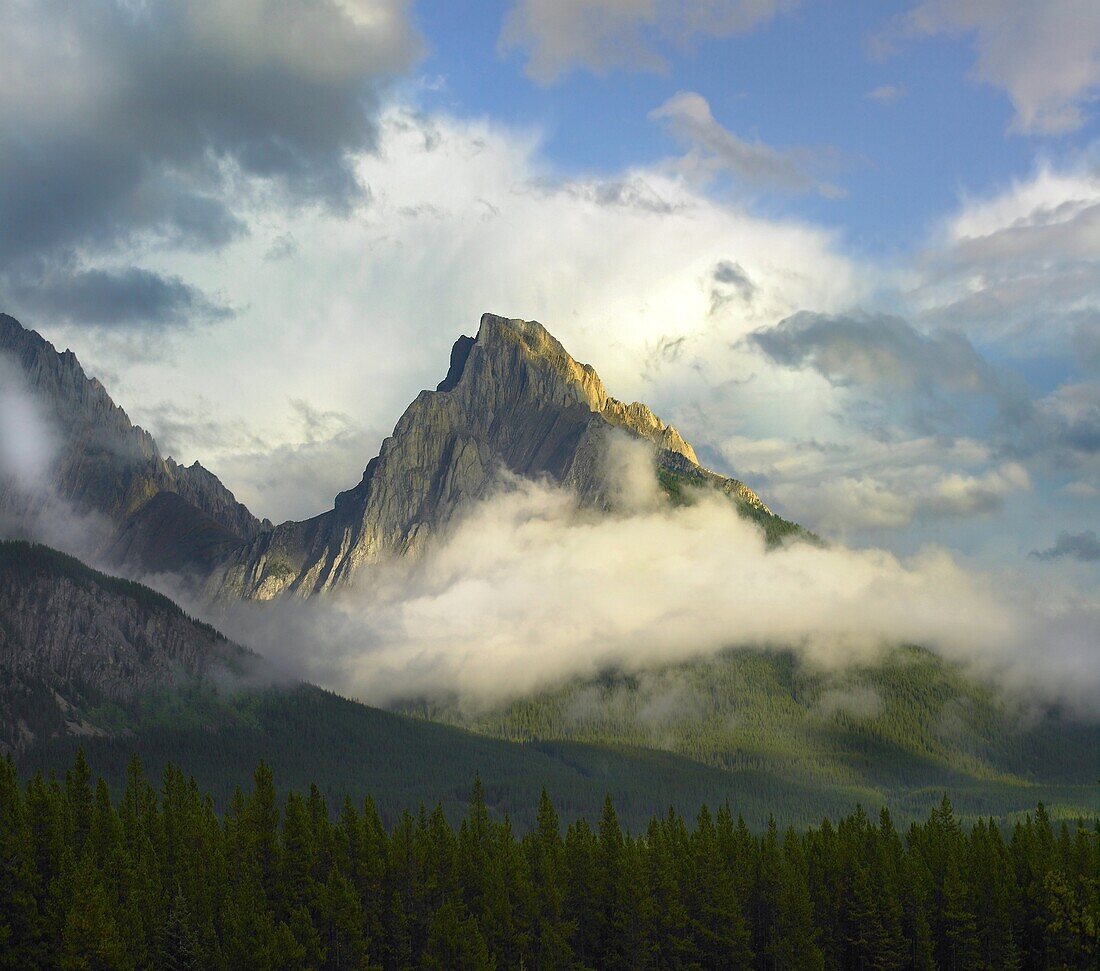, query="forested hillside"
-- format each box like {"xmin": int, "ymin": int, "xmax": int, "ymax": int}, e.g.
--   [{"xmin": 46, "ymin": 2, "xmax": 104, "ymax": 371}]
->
[
  {"xmin": 0, "ymin": 752, "xmax": 1095, "ymax": 969},
  {"xmin": 411, "ymin": 647, "xmax": 1100, "ymax": 819}
]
